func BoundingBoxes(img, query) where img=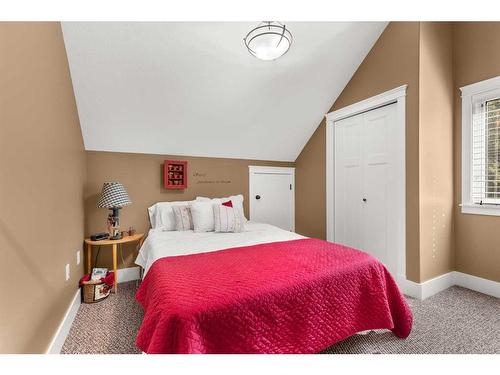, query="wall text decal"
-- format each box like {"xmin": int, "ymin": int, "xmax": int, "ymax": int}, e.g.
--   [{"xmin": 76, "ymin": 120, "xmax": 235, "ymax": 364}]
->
[{"xmin": 192, "ymin": 171, "xmax": 231, "ymax": 184}]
